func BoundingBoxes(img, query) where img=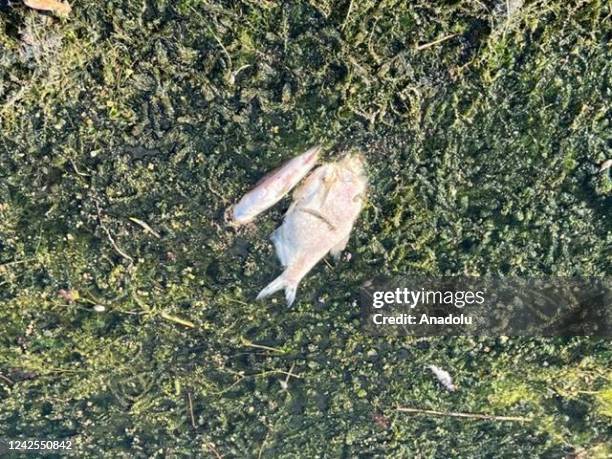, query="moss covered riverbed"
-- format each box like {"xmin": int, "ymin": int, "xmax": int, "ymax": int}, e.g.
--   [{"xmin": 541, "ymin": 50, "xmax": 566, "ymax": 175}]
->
[{"xmin": 0, "ymin": 0, "xmax": 611, "ymax": 457}]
